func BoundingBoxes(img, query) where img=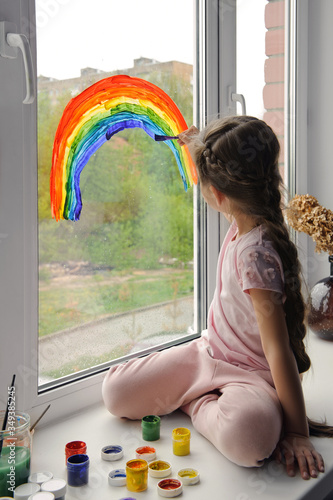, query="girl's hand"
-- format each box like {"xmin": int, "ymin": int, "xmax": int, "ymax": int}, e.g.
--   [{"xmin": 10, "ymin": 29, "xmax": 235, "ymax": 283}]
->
[
  {"xmin": 177, "ymin": 125, "xmax": 199, "ymax": 146},
  {"xmin": 273, "ymin": 434, "xmax": 324, "ymax": 480}
]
